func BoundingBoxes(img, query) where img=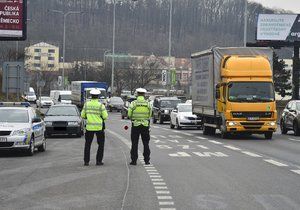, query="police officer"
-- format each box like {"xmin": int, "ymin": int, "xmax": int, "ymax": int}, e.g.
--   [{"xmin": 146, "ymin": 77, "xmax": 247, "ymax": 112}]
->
[
  {"xmin": 128, "ymin": 88, "xmax": 152, "ymax": 165},
  {"xmin": 81, "ymin": 89, "xmax": 108, "ymax": 166}
]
